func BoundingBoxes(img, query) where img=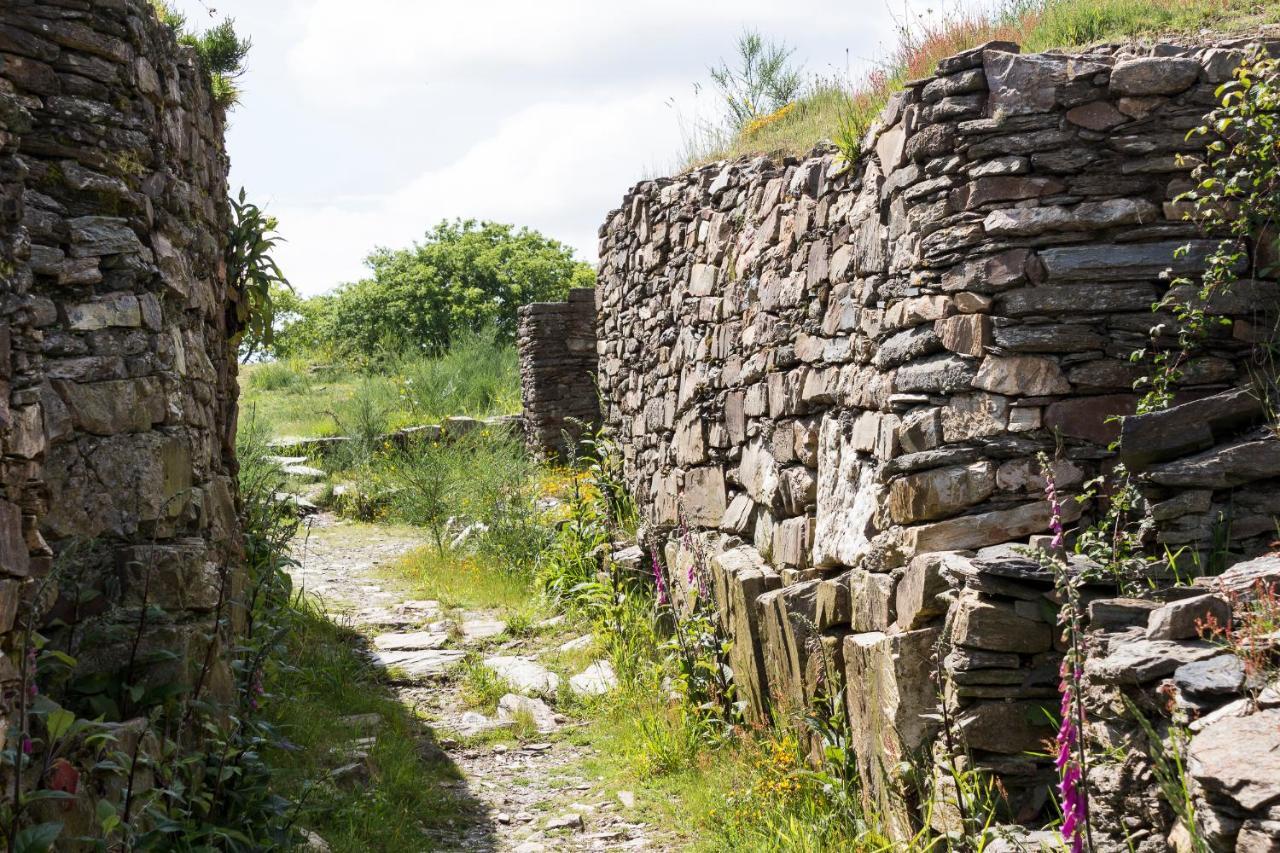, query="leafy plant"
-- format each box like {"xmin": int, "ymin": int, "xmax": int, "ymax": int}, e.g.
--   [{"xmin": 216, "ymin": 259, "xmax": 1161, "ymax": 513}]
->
[
  {"xmin": 709, "ymin": 30, "xmax": 804, "ymax": 131},
  {"xmin": 1133, "ymin": 49, "xmax": 1280, "ymax": 412},
  {"xmin": 228, "ymin": 189, "xmax": 291, "ymax": 363}
]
